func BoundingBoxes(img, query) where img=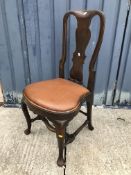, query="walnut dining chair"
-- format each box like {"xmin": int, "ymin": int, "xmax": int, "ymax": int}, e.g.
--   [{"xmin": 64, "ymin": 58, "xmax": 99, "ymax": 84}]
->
[{"xmin": 21, "ymin": 10, "xmax": 105, "ymax": 167}]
